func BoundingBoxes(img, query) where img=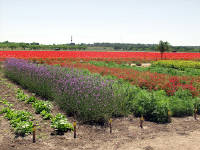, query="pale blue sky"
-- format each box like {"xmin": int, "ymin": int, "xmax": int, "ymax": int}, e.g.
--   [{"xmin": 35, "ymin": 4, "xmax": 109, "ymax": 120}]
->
[{"xmin": 0, "ymin": 0, "xmax": 200, "ymax": 46}]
